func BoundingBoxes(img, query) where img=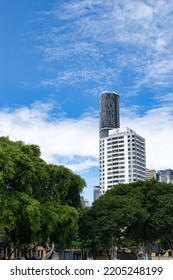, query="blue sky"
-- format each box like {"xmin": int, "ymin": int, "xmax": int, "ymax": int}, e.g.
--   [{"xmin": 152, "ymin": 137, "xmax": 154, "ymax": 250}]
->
[{"xmin": 1, "ymin": 0, "xmax": 173, "ymax": 204}]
